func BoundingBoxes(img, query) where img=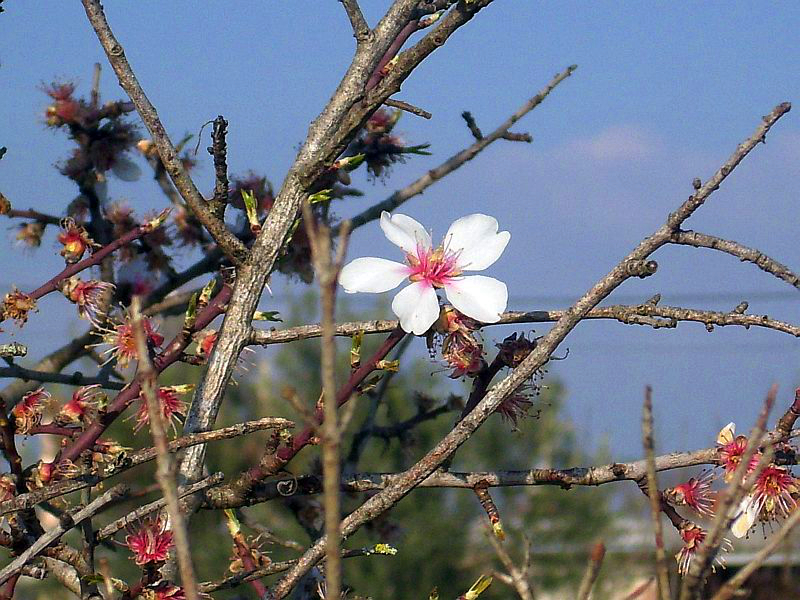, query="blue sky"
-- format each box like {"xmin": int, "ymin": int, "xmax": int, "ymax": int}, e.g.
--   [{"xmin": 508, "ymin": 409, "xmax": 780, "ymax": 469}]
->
[{"xmin": 1, "ymin": 2, "xmax": 799, "ymax": 460}]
